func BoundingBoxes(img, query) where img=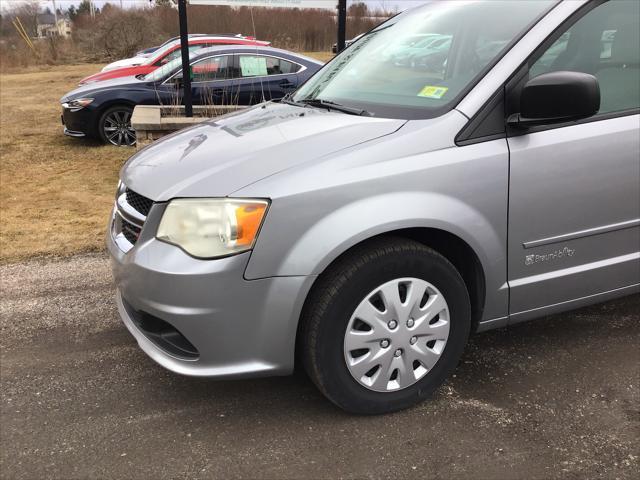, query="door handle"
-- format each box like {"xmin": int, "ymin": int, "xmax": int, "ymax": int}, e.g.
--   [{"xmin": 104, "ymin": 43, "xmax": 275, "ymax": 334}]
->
[
  {"xmin": 210, "ymin": 88, "xmax": 224, "ymax": 96},
  {"xmin": 279, "ymin": 80, "xmax": 296, "ymax": 88}
]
